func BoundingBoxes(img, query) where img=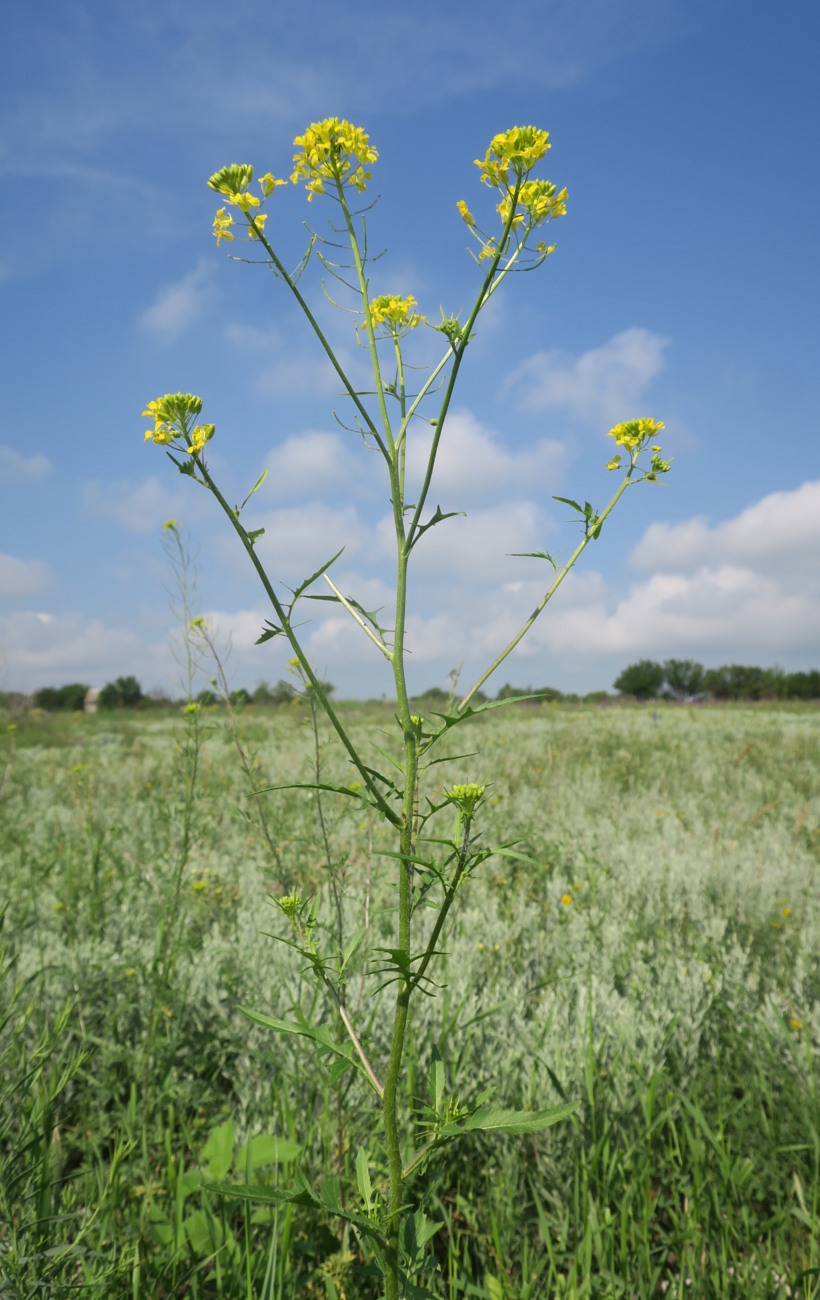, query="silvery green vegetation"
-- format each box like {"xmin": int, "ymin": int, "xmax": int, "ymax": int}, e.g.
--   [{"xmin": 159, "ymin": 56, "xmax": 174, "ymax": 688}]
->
[{"xmin": 1, "ymin": 701, "xmax": 817, "ymax": 1297}]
